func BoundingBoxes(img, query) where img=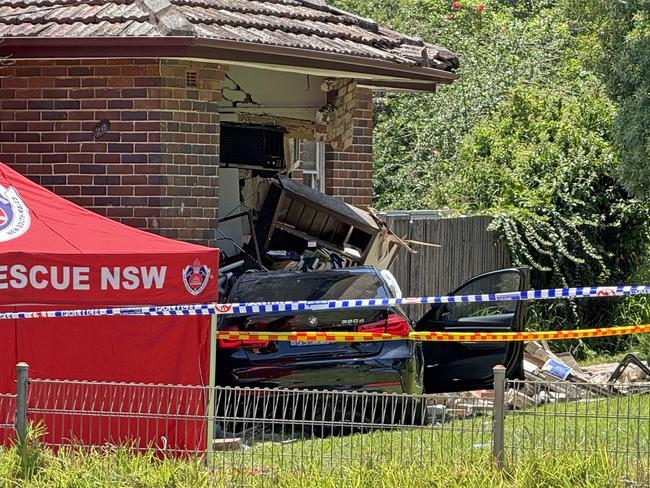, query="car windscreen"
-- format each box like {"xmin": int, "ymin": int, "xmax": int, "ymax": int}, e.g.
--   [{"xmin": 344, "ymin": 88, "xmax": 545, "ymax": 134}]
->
[{"xmin": 229, "ymin": 271, "xmax": 389, "ymax": 302}]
